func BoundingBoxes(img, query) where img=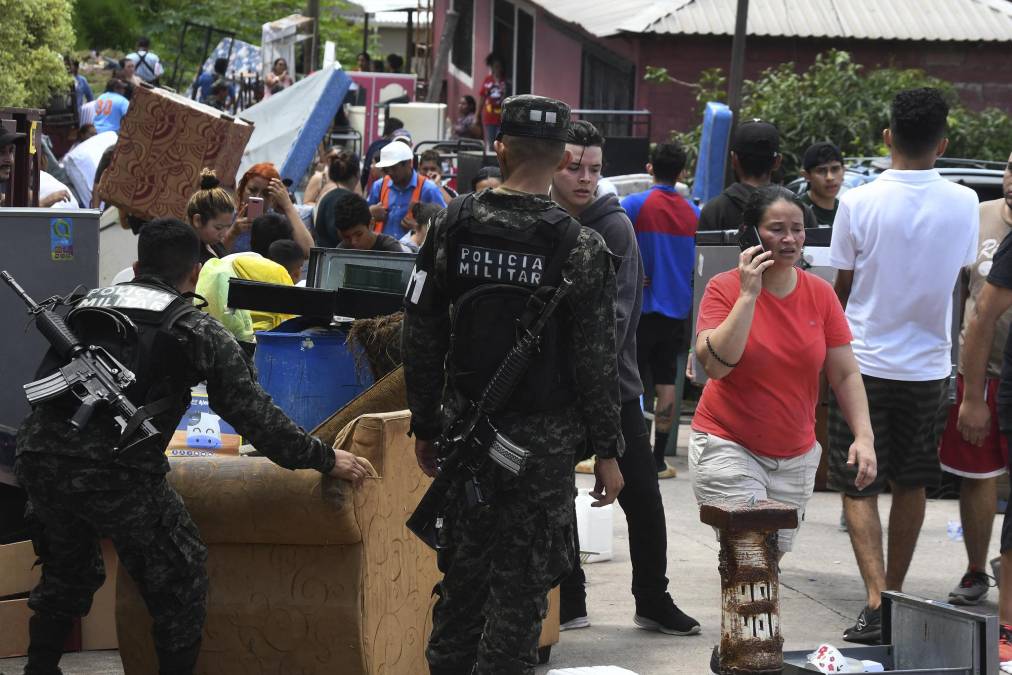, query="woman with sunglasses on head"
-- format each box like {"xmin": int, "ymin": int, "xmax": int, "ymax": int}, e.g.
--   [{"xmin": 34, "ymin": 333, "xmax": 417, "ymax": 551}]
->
[
  {"xmin": 186, "ymin": 169, "xmax": 236, "ymax": 263},
  {"xmin": 230, "ymin": 162, "xmax": 313, "ymax": 256}
]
